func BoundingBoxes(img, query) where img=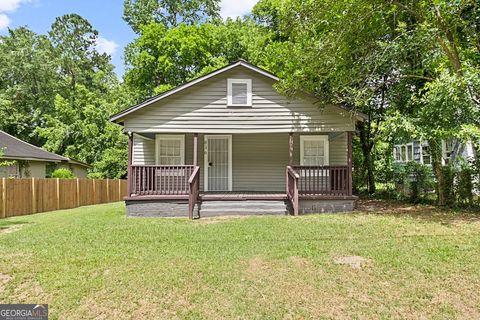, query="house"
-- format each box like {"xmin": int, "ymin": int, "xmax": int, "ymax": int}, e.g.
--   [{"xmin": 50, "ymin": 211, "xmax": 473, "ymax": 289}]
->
[
  {"xmin": 394, "ymin": 140, "xmax": 476, "ymax": 165},
  {"xmin": 0, "ymin": 130, "xmax": 91, "ymax": 178},
  {"xmin": 110, "ymin": 60, "xmax": 366, "ymax": 218}
]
